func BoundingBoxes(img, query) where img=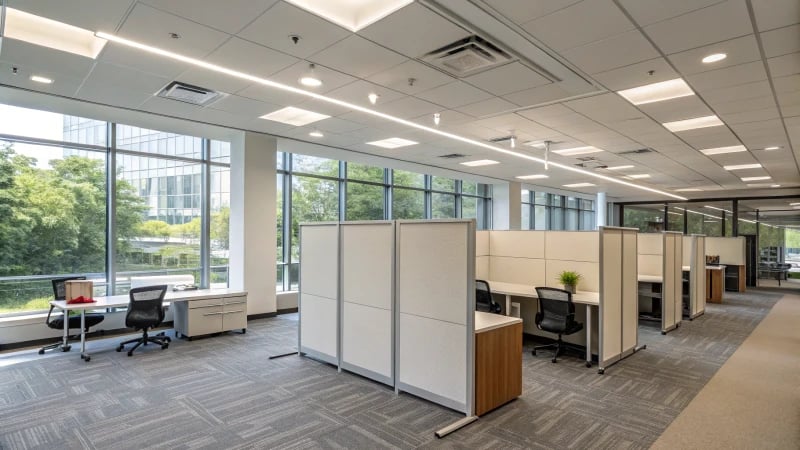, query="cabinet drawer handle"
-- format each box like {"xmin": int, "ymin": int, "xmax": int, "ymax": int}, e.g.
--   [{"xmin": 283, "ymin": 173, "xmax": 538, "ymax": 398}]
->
[
  {"xmin": 225, "ymin": 301, "xmax": 247, "ymax": 306},
  {"xmin": 203, "ymin": 312, "xmax": 224, "ymax": 316},
  {"xmin": 223, "ymin": 310, "xmax": 244, "ymax": 314},
  {"xmin": 192, "ymin": 303, "xmax": 224, "ymax": 308}
]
